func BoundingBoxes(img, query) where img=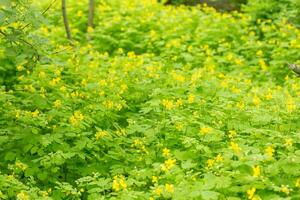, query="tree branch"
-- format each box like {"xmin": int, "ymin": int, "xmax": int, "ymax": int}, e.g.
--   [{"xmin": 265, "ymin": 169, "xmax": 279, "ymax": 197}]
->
[{"xmin": 87, "ymin": 0, "xmax": 95, "ymax": 41}]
